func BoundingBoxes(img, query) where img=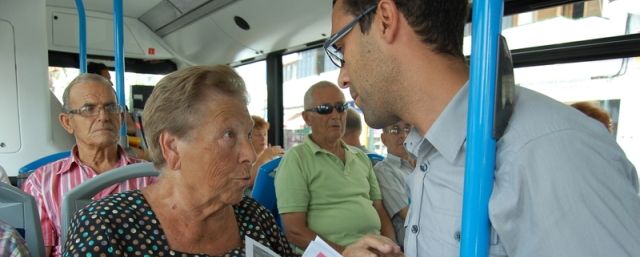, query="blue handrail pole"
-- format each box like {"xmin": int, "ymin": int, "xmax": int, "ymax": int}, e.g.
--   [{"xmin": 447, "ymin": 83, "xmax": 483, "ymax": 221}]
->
[
  {"xmin": 74, "ymin": 0, "xmax": 87, "ymax": 73},
  {"xmin": 113, "ymin": 0, "xmax": 128, "ymax": 144},
  {"xmin": 460, "ymin": 0, "xmax": 504, "ymax": 256}
]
